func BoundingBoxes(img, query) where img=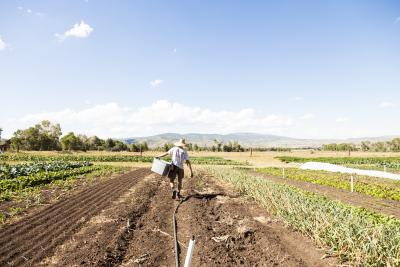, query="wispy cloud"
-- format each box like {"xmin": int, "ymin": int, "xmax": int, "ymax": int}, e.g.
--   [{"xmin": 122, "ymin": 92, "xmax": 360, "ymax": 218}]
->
[
  {"xmin": 55, "ymin": 21, "xmax": 93, "ymax": 42},
  {"xmin": 336, "ymin": 117, "xmax": 349, "ymax": 123},
  {"xmin": 379, "ymin": 102, "xmax": 396, "ymax": 108},
  {"xmin": 17, "ymin": 6, "xmax": 44, "ymax": 17},
  {"xmin": 0, "ymin": 36, "xmax": 7, "ymax": 51},
  {"xmin": 291, "ymin": 96, "xmax": 304, "ymax": 102},
  {"xmin": 150, "ymin": 79, "xmax": 164, "ymax": 88},
  {"xmin": 173, "ymin": 48, "xmax": 177, "ymax": 53},
  {"xmin": 299, "ymin": 113, "xmax": 315, "ymax": 120},
  {"xmin": 395, "ymin": 16, "xmax": 400, "ymax": 24}
]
